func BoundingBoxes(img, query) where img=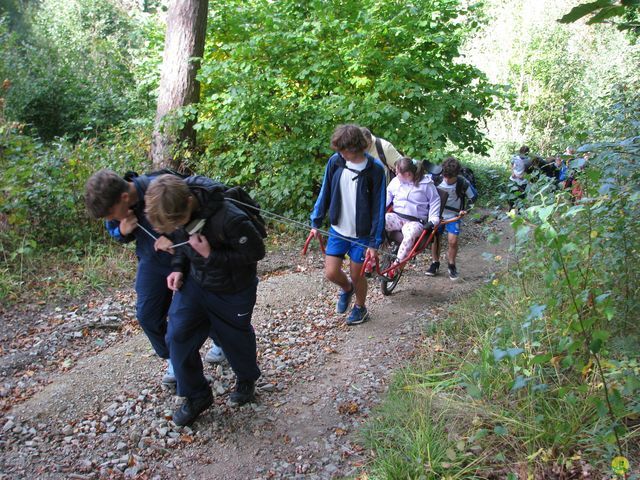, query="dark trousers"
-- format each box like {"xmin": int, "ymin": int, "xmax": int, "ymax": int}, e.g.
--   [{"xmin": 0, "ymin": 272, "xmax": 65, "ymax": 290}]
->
[
  {"xmin": 167, "ymin": 276, "xmax": 261, "ymax": 399},
  {"xmin": 135, "ymin": 260, "xmax": 174, "ymax": 359},
  {"xmin": 135, "ymin": 260, "xmax": 220, "ymax": 360}
]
